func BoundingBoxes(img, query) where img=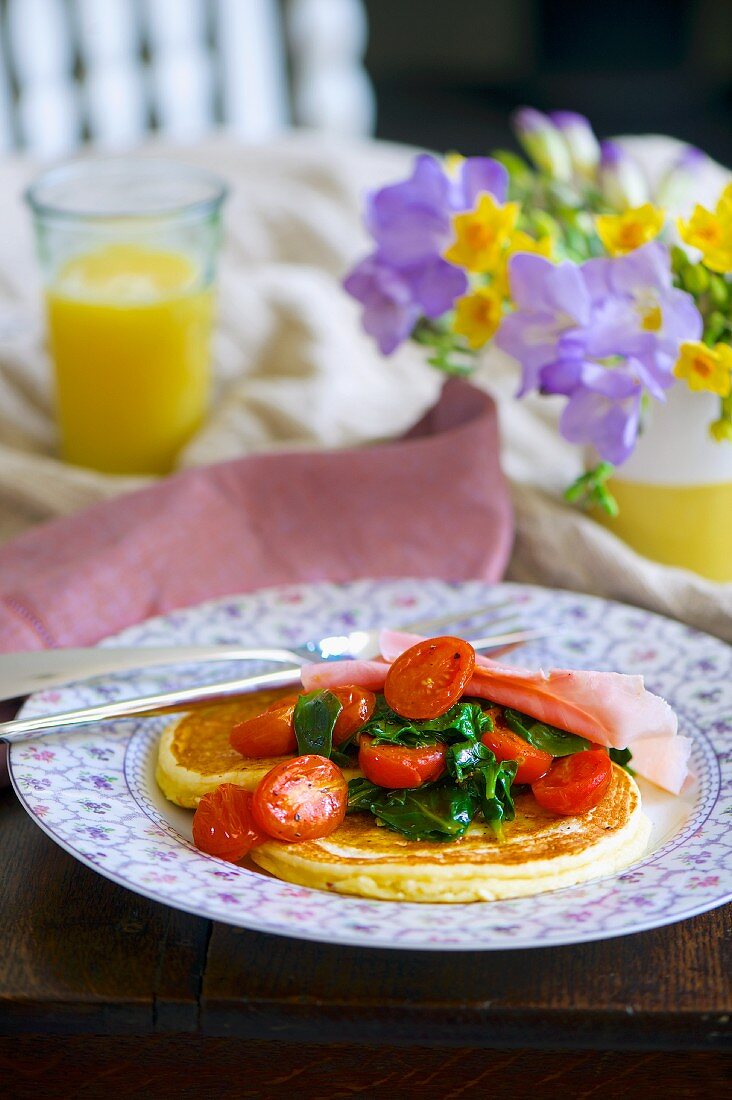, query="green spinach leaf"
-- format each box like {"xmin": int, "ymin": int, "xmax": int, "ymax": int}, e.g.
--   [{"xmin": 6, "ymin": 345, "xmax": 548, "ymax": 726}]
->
[
  {"xmin": 347, "ymin": 777, "xmax": 479, "ymax": 841},
  {"xmin": 503, "ymin": 708, "xmax": 592, "ymax": 756},
  {"xmin": 363, "ymin": 697, "xmax": 492, "ymax": 748},
  {"xmin": 446, "ymin": 738, "xmax": 494, "ymax": 782},
  {"xmin": 470, "ymin": 758, "xmax": 518, "ymax": 839},
  {"xmin": 293, "ymin": 690, "xmax": 342, "ymax": 758},
  {"xmin": 609, "ymin": 746, "xmax": 634, "ymax": 773}
]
